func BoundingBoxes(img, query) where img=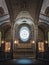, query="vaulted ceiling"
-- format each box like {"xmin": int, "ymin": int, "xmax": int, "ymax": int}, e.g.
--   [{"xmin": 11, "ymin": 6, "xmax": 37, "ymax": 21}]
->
[
  {"xmin": 0, "ymin": 0, "xmax": 49, "ymax": 32},
  {"xmin": 5, "ymin": 0, "xmax": 43, "ymax": 23},
  {"xmin": 0, "ymin": 0, "xmax": 49, "ymax": 17}
]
